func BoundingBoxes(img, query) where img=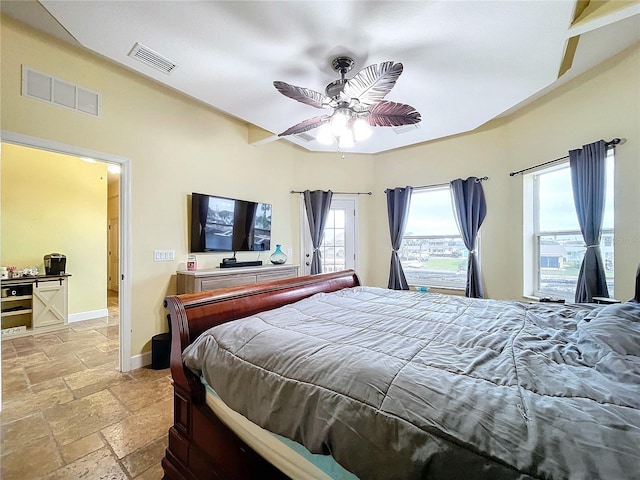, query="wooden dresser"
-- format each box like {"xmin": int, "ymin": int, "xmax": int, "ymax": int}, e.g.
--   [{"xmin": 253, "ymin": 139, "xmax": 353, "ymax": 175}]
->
[{"xmin": 176, "ymin": 264, "xmax": 299, "ymax": 294}]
